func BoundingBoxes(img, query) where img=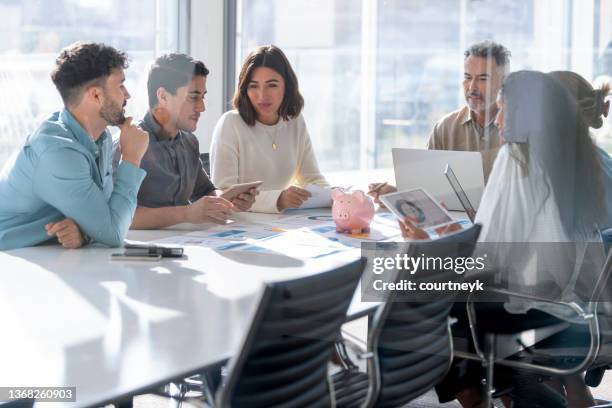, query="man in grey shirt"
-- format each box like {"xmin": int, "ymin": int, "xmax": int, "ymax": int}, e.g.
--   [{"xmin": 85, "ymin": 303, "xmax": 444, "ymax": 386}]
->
[{"xmin": 114, "ymin": 53, "xmax": 256, "ymax": 229}]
